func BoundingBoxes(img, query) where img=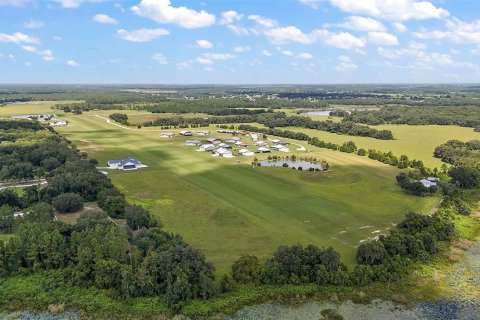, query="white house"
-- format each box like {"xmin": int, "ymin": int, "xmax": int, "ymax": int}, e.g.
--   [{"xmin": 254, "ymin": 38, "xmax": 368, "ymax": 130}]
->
[
  {"xmin": 195, "ymin": 130, "xmax": 210, "ymax": 136},
  {"xmin": 250, "ymin": 133, "xmax": 259, "ymax": 142},
  {"xmin": 256, "ymin": 147, "xmax": 271, "ymax": 153},
  {"xmin": 235, "ymin": 141, "xmax": 248, "ymax": 147},
  {"xmin": 179, "ymin": 130, "xmax": 193, "ymax": 136},
  {"xmin": 255, "ymin": 141, "xmax": 268, "ymax": 147},
  {"xmin": 160, "ymin": 132, "xmax": 175, "ymax": 138},
  {"xmin": 238, "ymin": 149, "xmax": 254, "ymax": 156},
  {"xmin": 186, "ymin": 140, "xmax": 202, "ymax": 146},
  {"xmin": 50, "ymin": 120, "xmax": 67, "ymax": 127},
  {"xmin": 217, "ymin": 143, "xmax": 232, "ymax": 149},
  {"xmin": 214, "ymin": 147, "xmax": 235, "ymax": 158},
  {"xmin": 107, "ymin": 157, "xmax": 147, "ymax": 170},
  {"xmin": 271, "ymin": 144, "xmax": 290, "ymax": 152},
  {"xmin": 427, "ymin": 177, "xmax": 440, "ymax": 182},
  {"xmin": 225, "ymin": 137, "xmax": 240, "ymax": 143},
  {"xmin": 419, "ymin": 179, "xmax": 437, "ymax": 188},
  {"xmin": 207, "ymin": 137, "xmax": 221, "ymax": 144},
  {"xmin": 198, "ymin": 144, "xmax": 216, "ymax": 152}
]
